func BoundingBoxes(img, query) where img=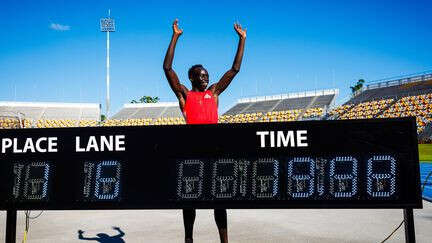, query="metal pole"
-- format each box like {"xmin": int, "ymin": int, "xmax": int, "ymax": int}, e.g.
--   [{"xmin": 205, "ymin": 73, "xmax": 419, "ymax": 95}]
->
[
  {"xmin": 106, "ymin": 28, "xmax": 110, "ymax": 117},
  {"xmin": 6, "ymin": 210, "xmax": 17, "ymax": 243},
  {"xmin": 404, "ymin": 208, "xmax": 416, "ymax": 243},
  {"xmin": 100, "ymin": 11, "xmax": 114, "ymax": 118}
]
